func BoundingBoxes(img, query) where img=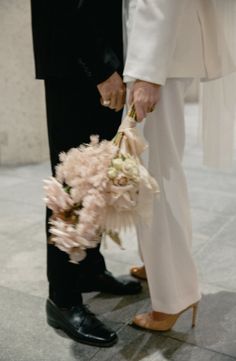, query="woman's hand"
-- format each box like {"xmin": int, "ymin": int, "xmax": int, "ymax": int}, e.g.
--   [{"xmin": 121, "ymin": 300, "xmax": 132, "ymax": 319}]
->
[
  {"xmin": 97, "ymin": 72, "xmax": 126, "ymax": 112},
  {"xmin": 129, "ymin": 80, "xmax": 161, "ymax": 121}
]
